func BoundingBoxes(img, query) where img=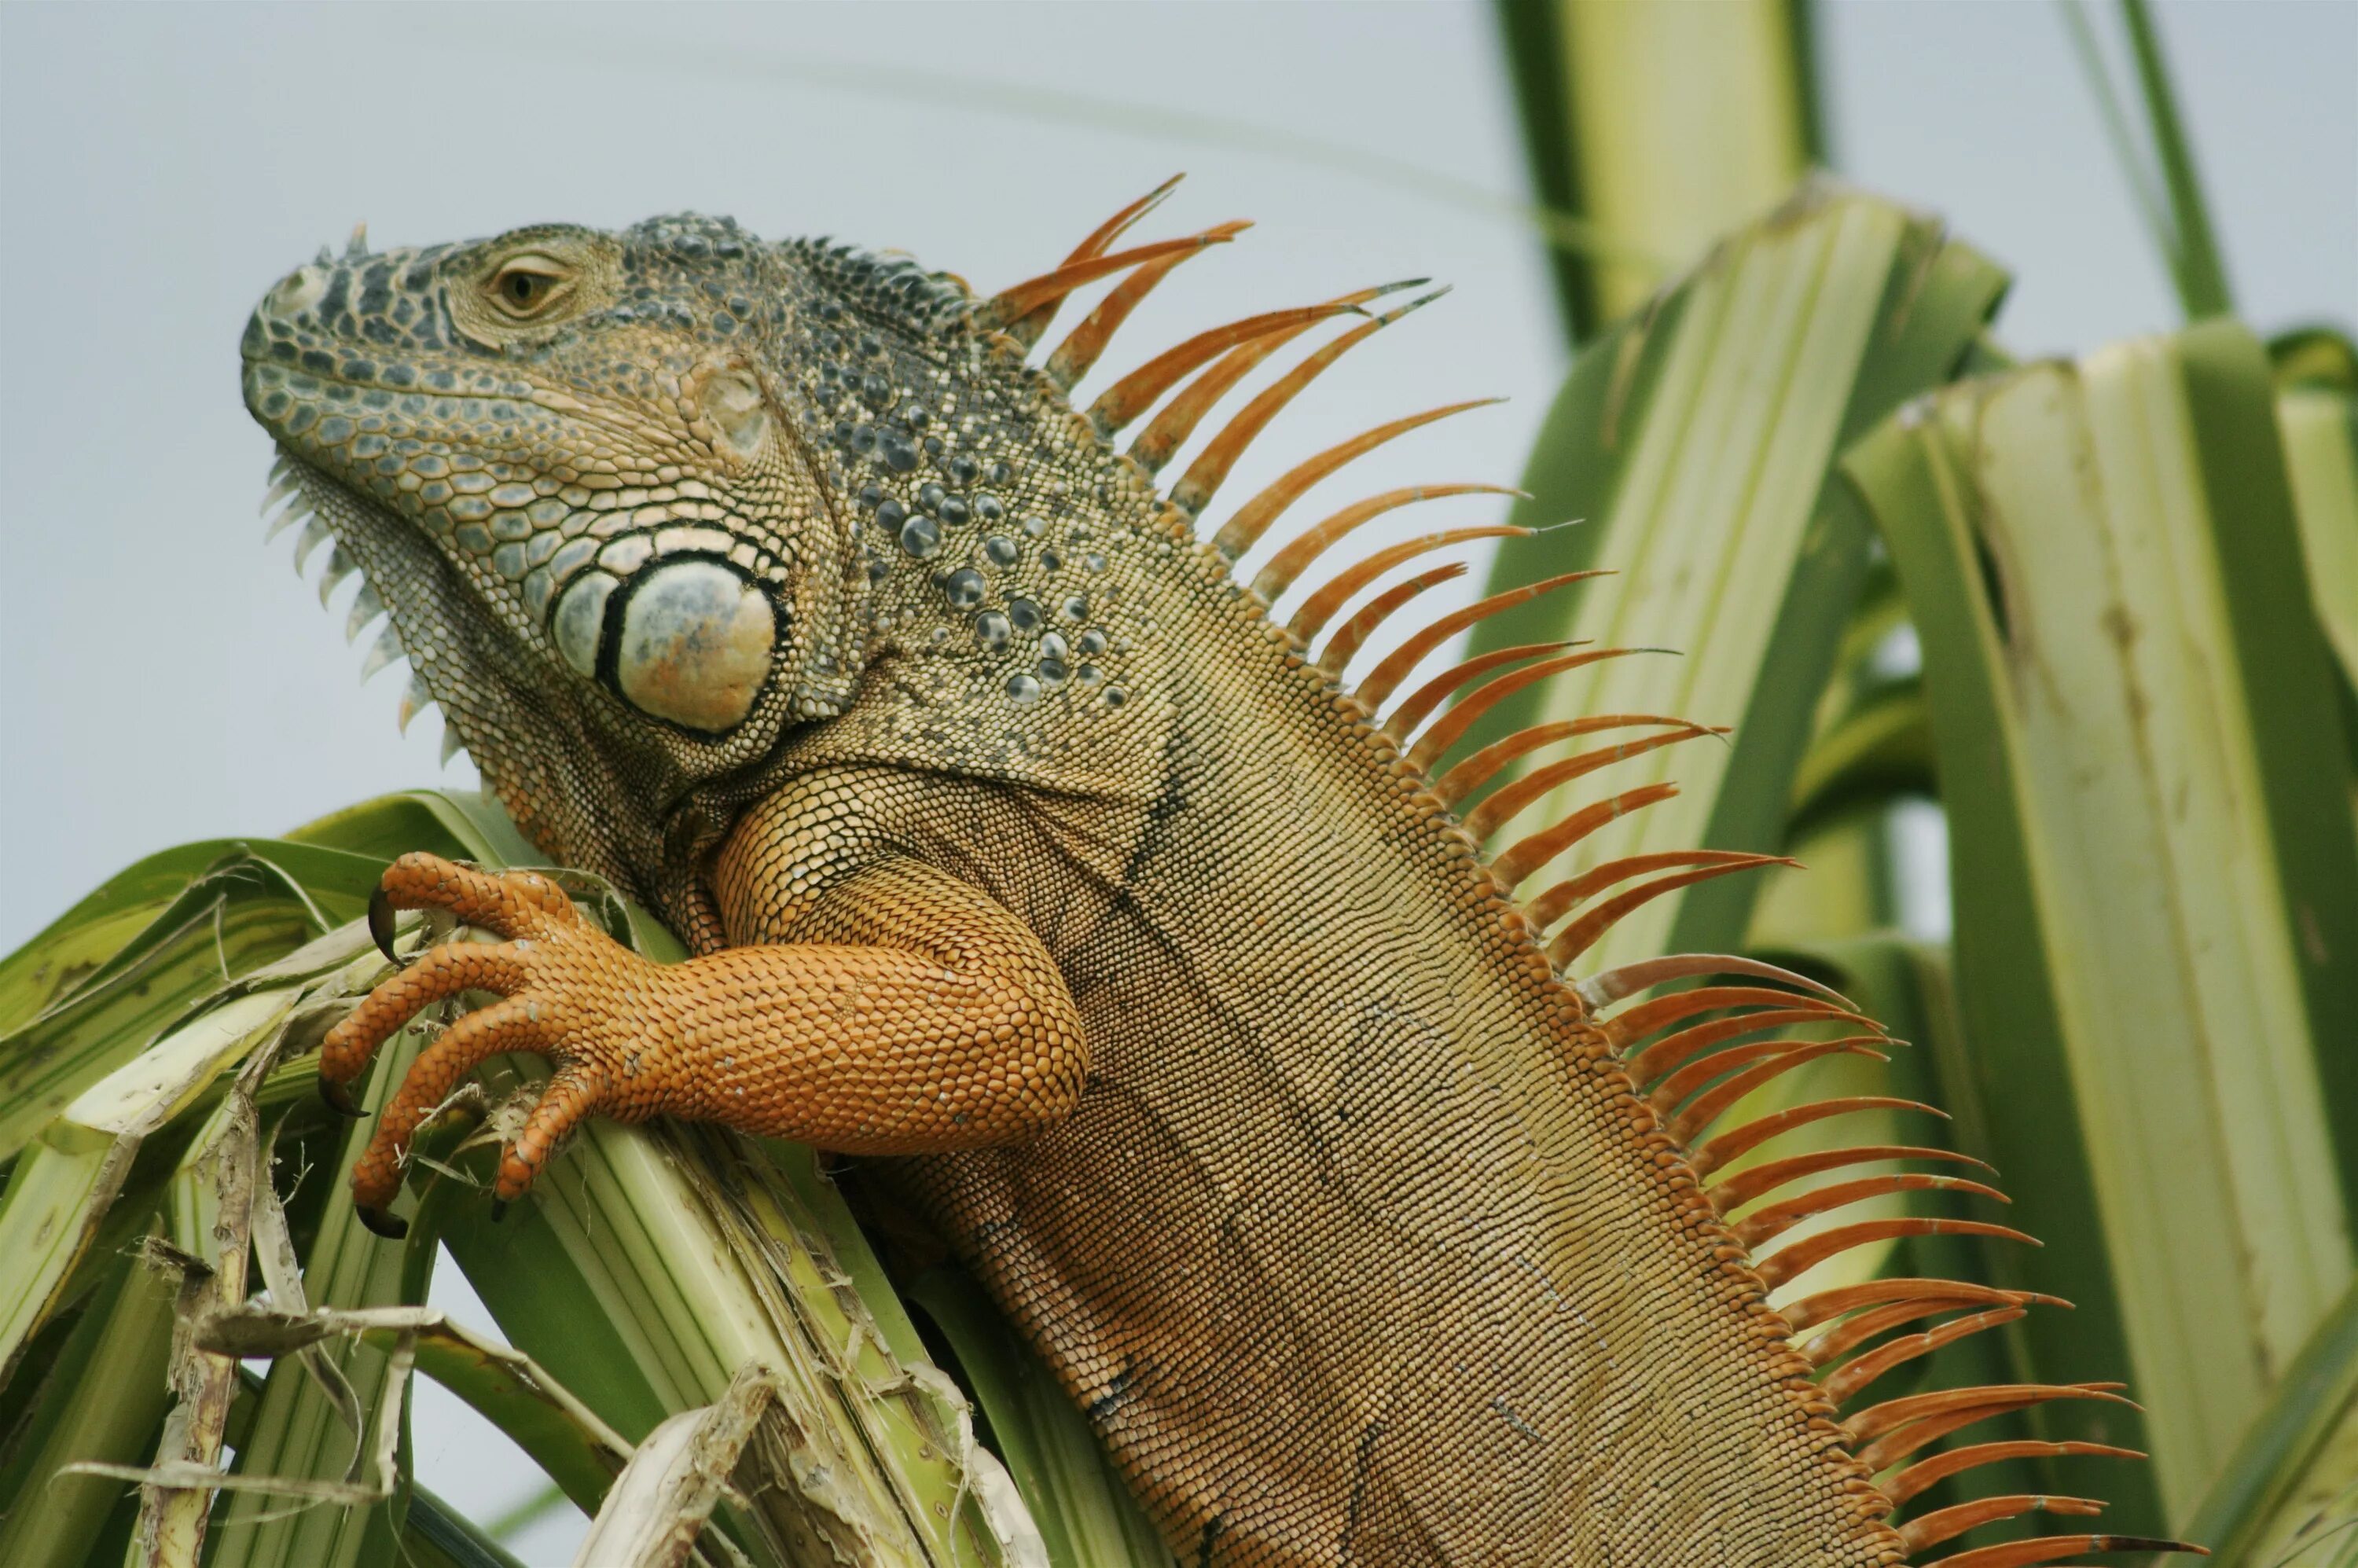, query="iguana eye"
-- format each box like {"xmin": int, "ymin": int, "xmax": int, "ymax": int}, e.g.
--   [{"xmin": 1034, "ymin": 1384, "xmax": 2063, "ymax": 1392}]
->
[{"xmin": 487, "ymin": 257, "xmax": 571, "ymax": 318}]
